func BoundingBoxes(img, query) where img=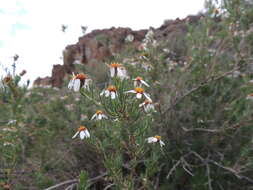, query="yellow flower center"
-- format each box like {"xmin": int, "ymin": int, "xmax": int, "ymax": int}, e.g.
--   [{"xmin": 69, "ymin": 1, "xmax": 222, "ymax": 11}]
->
[
  {"xmin": 78, "ymin": 126, "xmax": 87, "ymax": 131},
  {"xmin": 134, "ymin": 87, "xmax": 144, "ymax": 94},
  {"xmin": 96, "ymin": 110, "xmax": 103, "ymax": 115},
  {"xmin": 154, "ymin": 135, "xmax": 161, "ymax": 141},
  {"xmin": 135, "ymin": 76, "xmax": 143, "ymax": 81},
  {"xmin": 75, "ymin": 73, "xmax": 87, "ymax": 80},
  {"xmin": 107, "ymin": 85, "xmax": 117, "ymax": 92},
  {"xmin": 110, "ymin": 63, "xmax": 122, "ymax": 68}
]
